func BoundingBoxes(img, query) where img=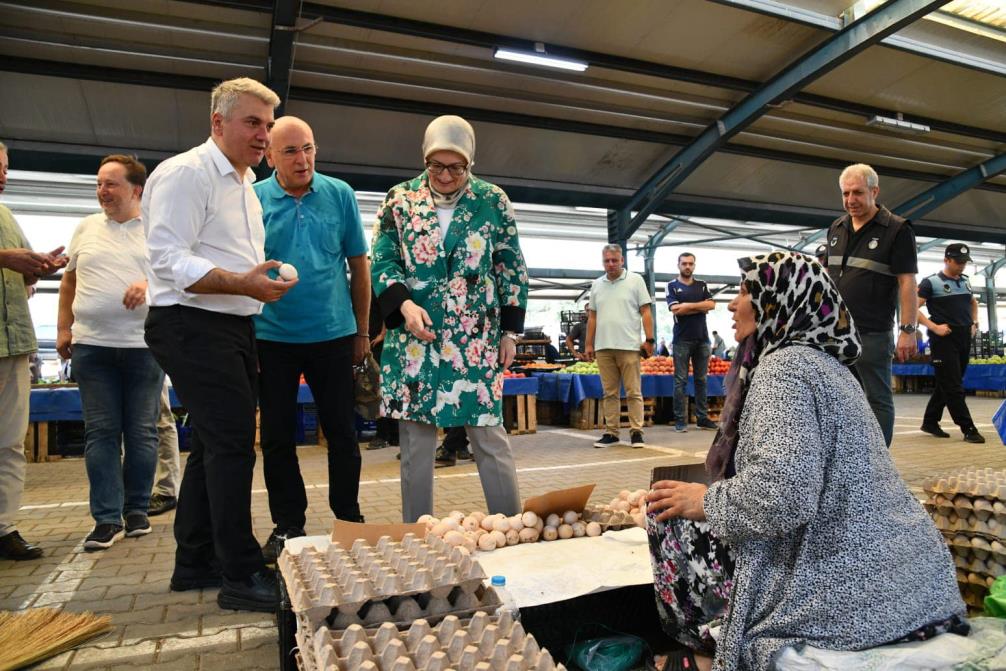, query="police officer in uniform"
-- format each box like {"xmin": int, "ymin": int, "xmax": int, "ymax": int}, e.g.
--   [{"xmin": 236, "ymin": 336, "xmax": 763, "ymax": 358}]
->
[
  {"xmin": 827, "ymin": 163, "xmax": 918, "ymax": 446},
  {"xmin": 917, "ymin": 243, "xmax": 984, "ymax": 443}
]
